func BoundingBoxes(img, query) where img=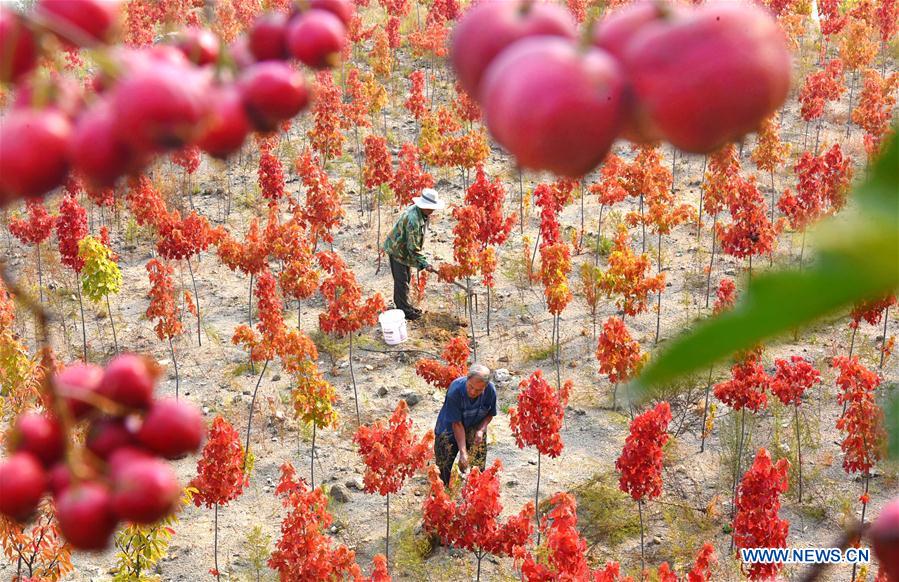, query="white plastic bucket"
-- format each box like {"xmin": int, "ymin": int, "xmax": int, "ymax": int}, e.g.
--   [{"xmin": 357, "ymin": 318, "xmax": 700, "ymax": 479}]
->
[{"xmin": 378, "ymin": 309, "xmax": 408, "ymax": 345}]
